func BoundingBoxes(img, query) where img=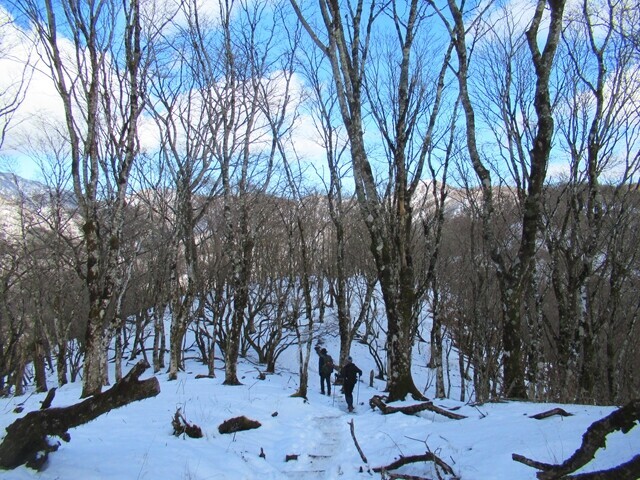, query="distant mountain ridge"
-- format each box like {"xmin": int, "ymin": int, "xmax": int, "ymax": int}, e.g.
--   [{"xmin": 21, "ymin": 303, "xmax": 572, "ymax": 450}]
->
[
  {"xmin": 0, "ymin": 172, "xmax": 78, "ymax": 239},
  {"xmin": 0, "ymin": 171, "xmax": 47, "ymax": 201}
]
